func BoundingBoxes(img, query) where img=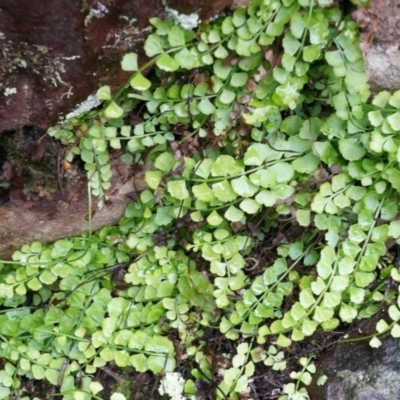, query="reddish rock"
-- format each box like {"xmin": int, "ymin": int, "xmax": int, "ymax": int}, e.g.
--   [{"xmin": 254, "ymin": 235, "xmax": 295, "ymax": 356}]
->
[
  {"xmin": 0, "ymin": 0, "xmax": 238, "ymax": 133},
  {"xmin": 0, "ymin": 130, "xmax": 149, "ymax": 259},
  {"xmin": 0, "ymin": 0, "xmax": 237, "ymax": 259}
]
